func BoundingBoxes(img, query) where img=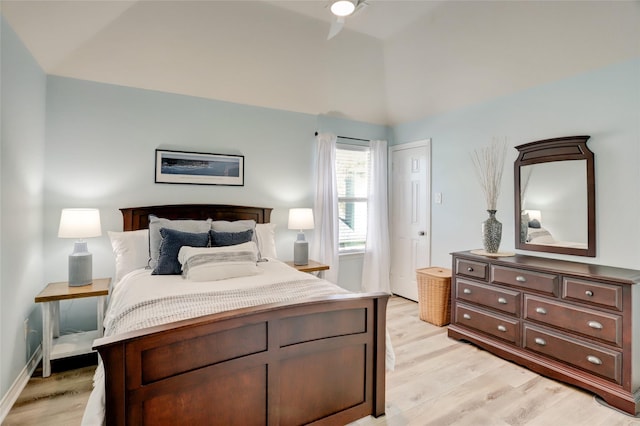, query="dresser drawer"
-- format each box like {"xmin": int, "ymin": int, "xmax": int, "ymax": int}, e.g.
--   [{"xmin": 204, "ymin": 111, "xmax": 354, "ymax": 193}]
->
[
  {"xmin": 455, "ymin": 258, "xmax": 488, "ymax": 281},
  {"xmin": 491, "ymin": 266, "xmax": 558, "ymax": 296},
  {"xmin": 524, "ymin": 295, "xmax": 622, "ymax": 347},
  {"xmin": 523, "ymin": 324, "xmax": 622, "ymax": 384},
  {"xmin": 562, "ymin": 278, "xmax": 623, "ymax": 311},
  {"xmin": 454, "ymin": 303, "xmax": 520, "ymax": 344},
  {"xmin": 456, "ymin": 279, "xmax": 520, "ymax": 315}
]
